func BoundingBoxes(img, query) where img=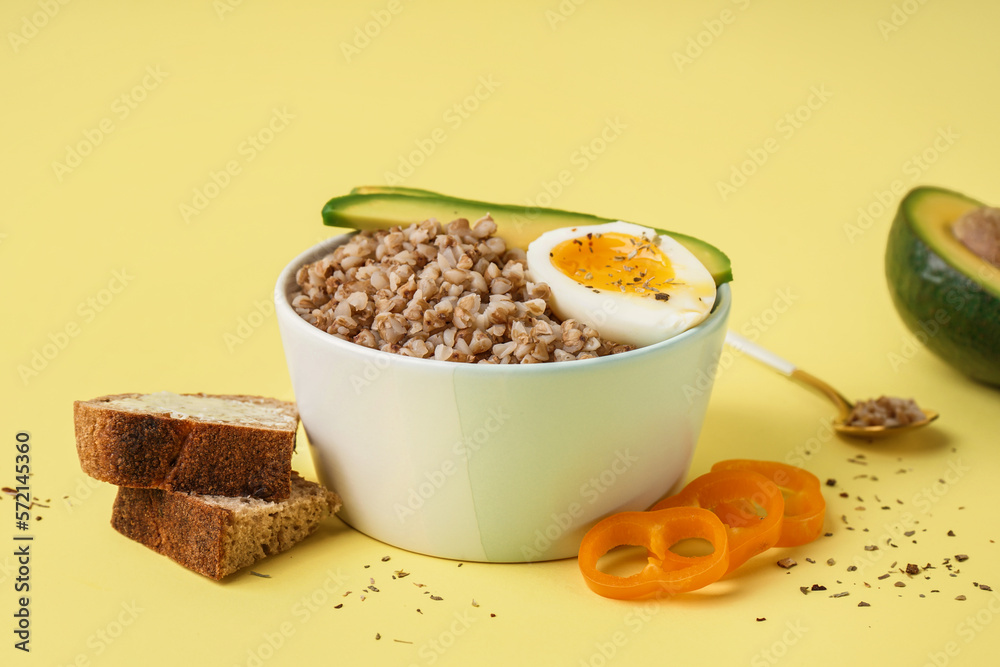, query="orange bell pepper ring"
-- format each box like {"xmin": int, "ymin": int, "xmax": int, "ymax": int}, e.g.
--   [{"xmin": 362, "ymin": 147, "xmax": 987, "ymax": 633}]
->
[
  {"xmin": 711, "ymin": 459, "xmax": 826, "ymax": 547},
  {"xmin": 651, "ymin": 469, "xmax": 785, "ymax": 573},
  {"xmin": 578, "ymin": 507, "xmax": 729, "ymax": 600}
]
